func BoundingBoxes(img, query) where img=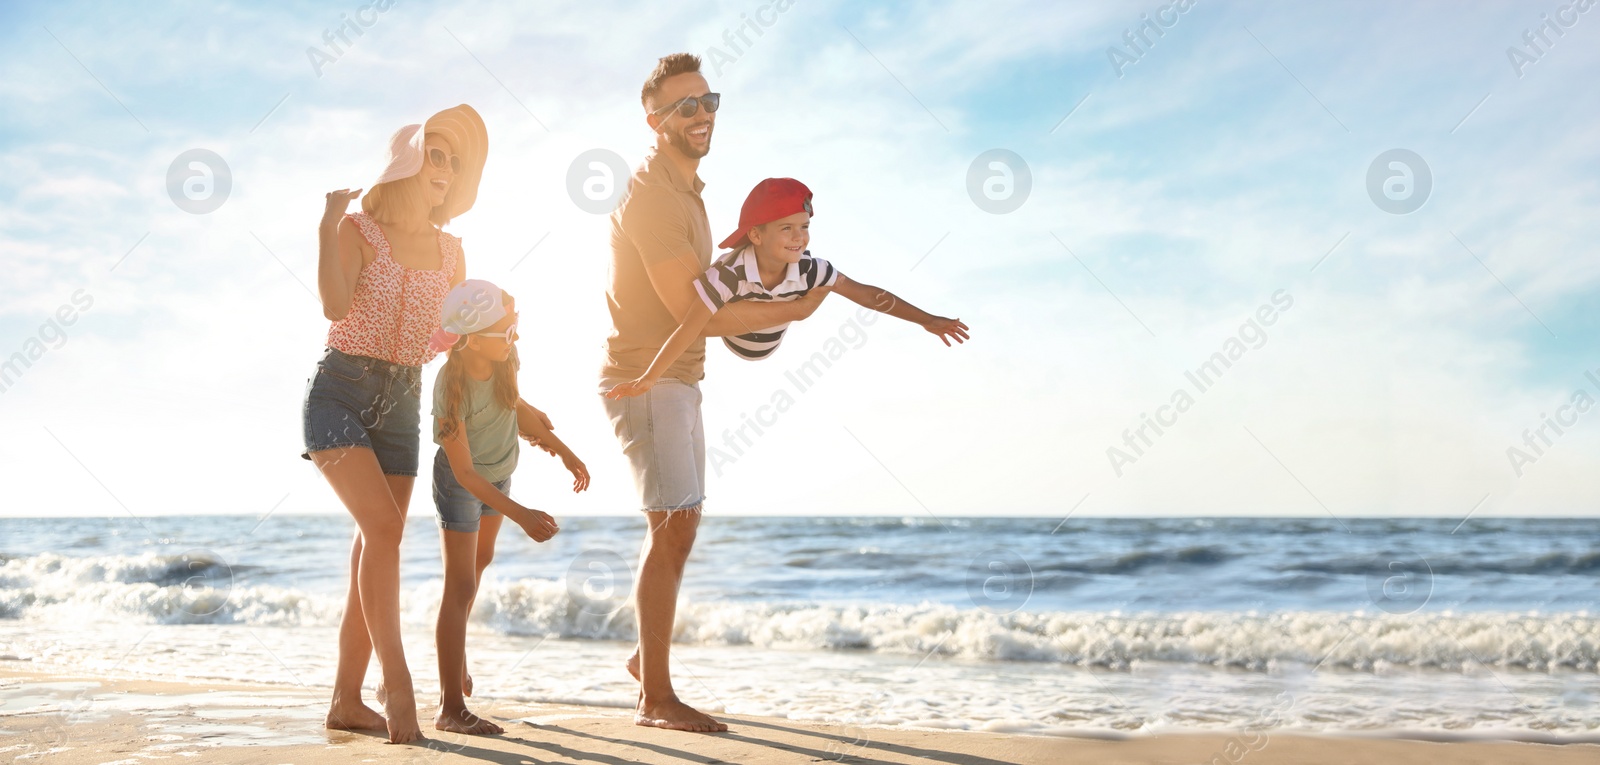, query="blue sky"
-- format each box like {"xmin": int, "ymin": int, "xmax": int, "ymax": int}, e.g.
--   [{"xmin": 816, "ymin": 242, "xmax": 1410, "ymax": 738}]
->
[{"xmin": 1, "ymin": 0, "xmax": 1596, "ymax": 518}]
